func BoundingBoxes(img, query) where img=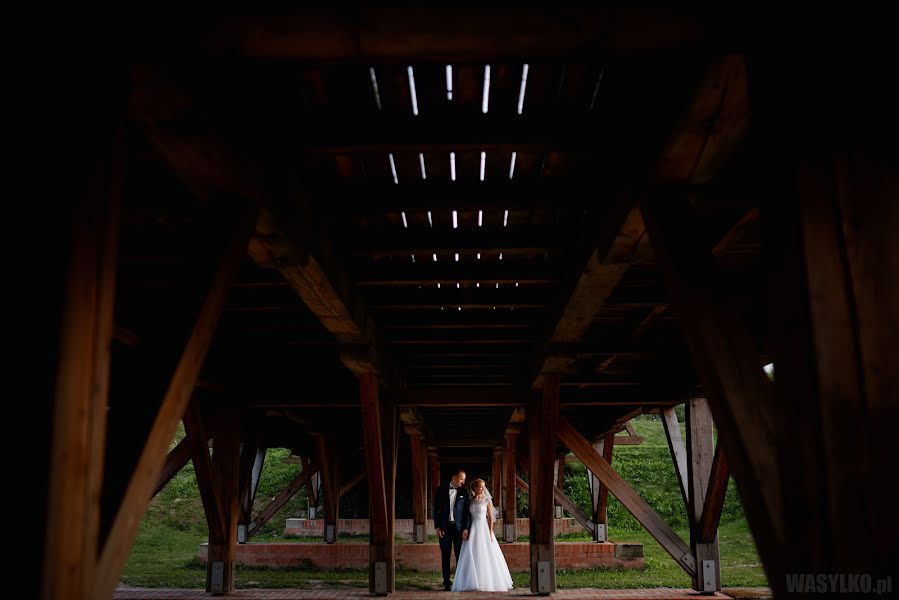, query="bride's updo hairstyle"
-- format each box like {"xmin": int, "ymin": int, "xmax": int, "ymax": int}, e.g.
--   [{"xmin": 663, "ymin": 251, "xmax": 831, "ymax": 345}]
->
[{"xmin": 470, "ymin": 478, "xmax": 486, "ymax": 496}]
